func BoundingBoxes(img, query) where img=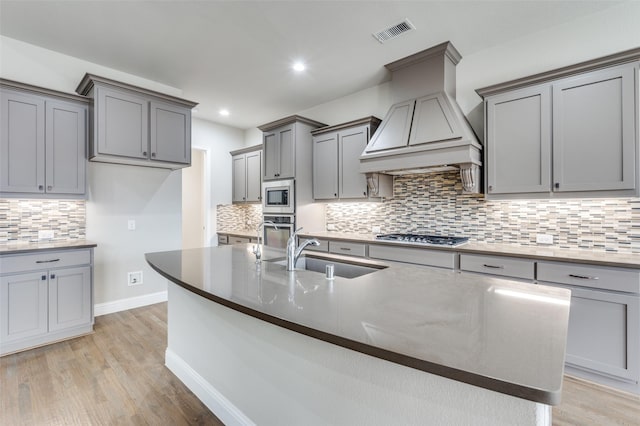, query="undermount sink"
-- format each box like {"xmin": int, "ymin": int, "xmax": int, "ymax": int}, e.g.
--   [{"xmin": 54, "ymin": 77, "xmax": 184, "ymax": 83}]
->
[{"xmin": 267, "ymin": 255, "xmax": 387, "ymax": 279}]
